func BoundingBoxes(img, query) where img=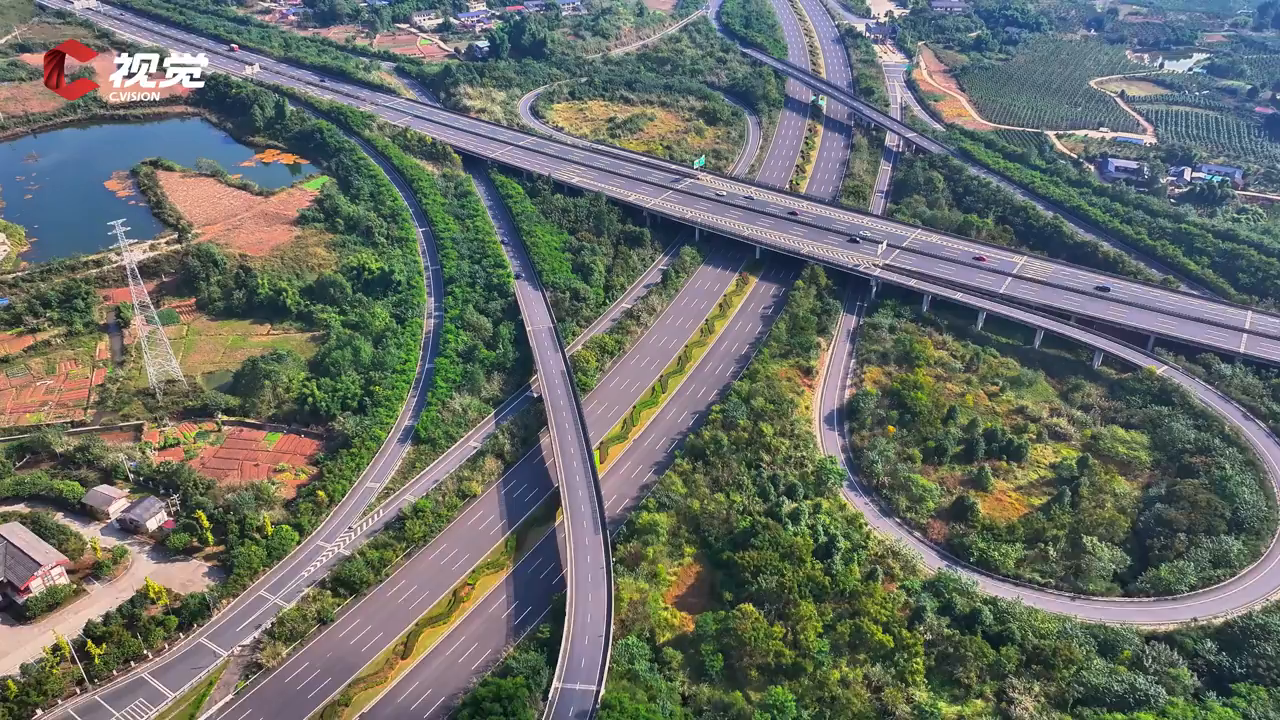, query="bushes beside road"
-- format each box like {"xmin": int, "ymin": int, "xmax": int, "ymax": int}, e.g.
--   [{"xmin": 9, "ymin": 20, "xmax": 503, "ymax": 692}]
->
[
  {"xmin": 489, "ymin": 172, "xmax": 664, "ymax": 342},
  {"xmin": 716, "ymin": 0, "xmax": 787, "ymax": 59},
  {"xmin": 949, "ymin": 129, "xmax": 1280, "ymax": 305}
]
